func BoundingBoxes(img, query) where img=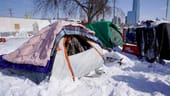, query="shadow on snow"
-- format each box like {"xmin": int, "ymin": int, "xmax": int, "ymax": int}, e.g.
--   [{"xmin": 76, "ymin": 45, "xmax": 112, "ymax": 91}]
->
[{"xmin": 112, "ymin": 75, "xmax": 170, "ymax": 96}]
